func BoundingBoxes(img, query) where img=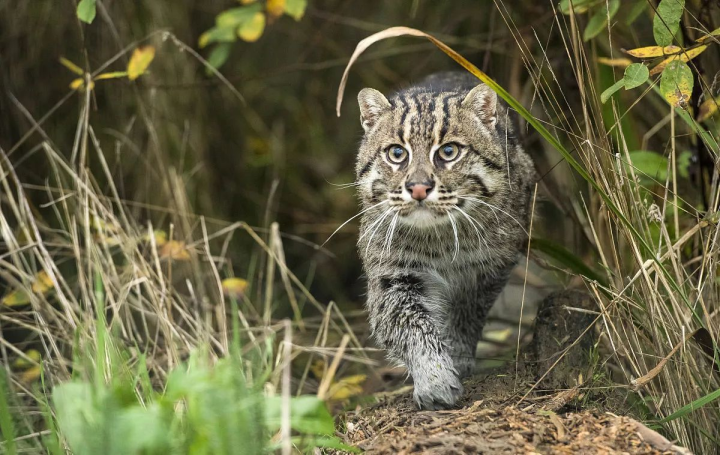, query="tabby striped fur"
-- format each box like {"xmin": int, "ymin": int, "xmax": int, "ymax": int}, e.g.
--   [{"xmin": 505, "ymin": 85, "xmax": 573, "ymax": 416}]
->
[{"xmin": 354, "ymin": 72, "xmax": 536, "ymax": 409}]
